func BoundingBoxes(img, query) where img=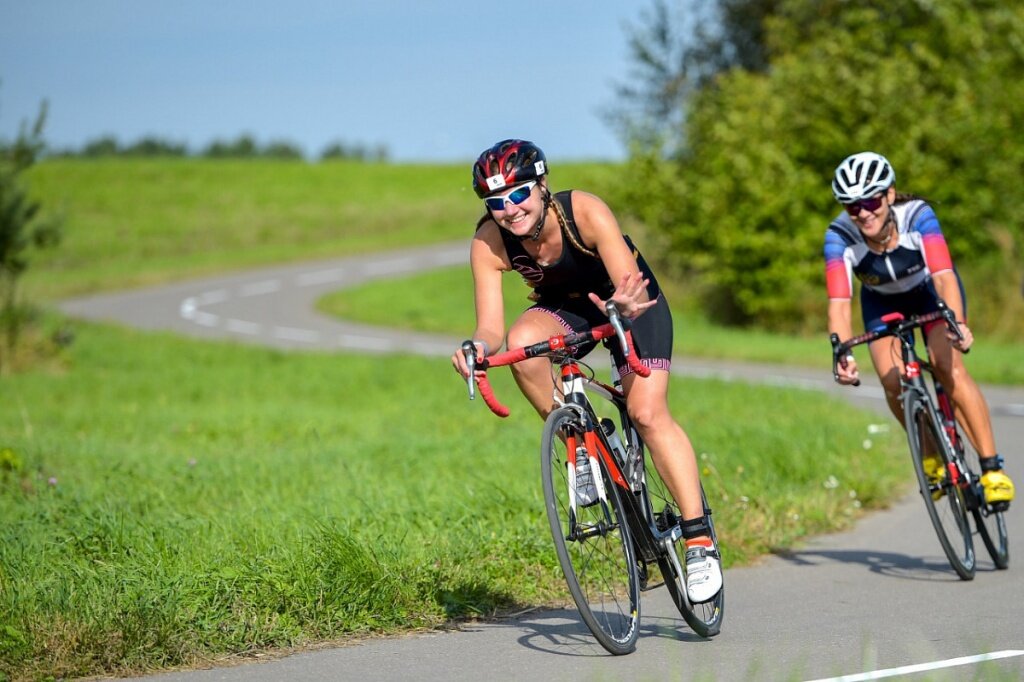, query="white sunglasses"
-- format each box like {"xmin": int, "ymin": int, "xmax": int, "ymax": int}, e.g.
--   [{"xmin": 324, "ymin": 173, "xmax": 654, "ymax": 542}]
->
[{"xmin": 483, "ymin": 181, "xmax": 537, "ymax": 211}]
